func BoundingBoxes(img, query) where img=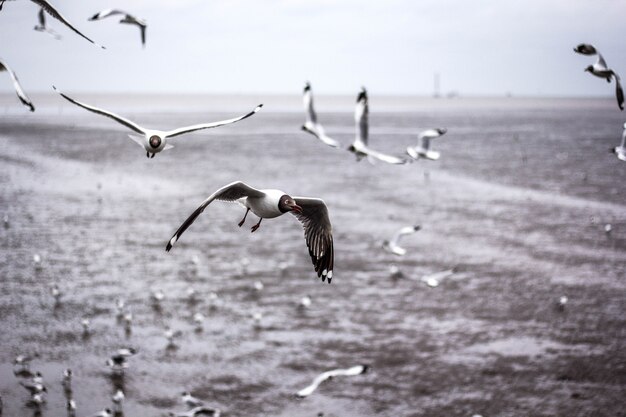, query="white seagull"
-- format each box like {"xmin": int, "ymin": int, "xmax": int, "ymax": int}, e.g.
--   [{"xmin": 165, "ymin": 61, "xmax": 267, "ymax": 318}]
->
[
  {"xmin": 298, "ymin": 295, "xmax": 312, "ymax": 309},
  {"xmin": 85, "ymin": 408, "xmax": 113, "ymax": 417},
  {"xmin": 88, "ymin": 9, "xmax": 147, "ymax": 48},
  {"xmin": 1, "ymin": 0, "xmax": 103, "ymax": 47},
  {"xmin": 406, "ymin": 128, "xmax": 447, "ymax": 161},
  {"xmin": 34, "ymin": 7, "xmax": 61, "ymax": 39},
  {"xmin": 296, "ymin": 364, "xmax": 369, "ymax": 398},
  {"xmin": 347, "ymin": 88, "xmax": 407, "ymax": 165},
  {"xmin": 62, "ymin": 368, "xmax": 72, "ymax": 391},
  {"xmin": 67, "ymin": 399, "xmax": 77, "ymax": 416},
  {"xmin": 169, "ymin": 406, "xmax": 221, "ymax": 417},
  {"xmin": 166, "ymin": 181, "xmax": 334, "ymax": 282},
  {"xmin": 574, "ymin": 43, "xmax": 624, "ymax": 110},
  {"xmin": 382, "ymin": 225, "xmax": 421, "ymax": 256},
  {"xmin": 0, "ymin": 59, "xmax": 35, "ymax": 112},
  {"xmin": 612, "ymin": 122, "xmax": 626, "ymax": 161},
  {"xmin": 420, "ymin": 268, "xmax": 456, "ymax": 288},
  {"xmin": 112, "ymin": 389, "xmax": 125, "ymax": 413},
  {"xmin": 301, "ymin": 82, "xmax": 340, "ymax": 148},
  {"xmin": 53, "ymin": 86, "xmax": 263, "ymax": 158},
  {"xmin": 181, "ymin": 391, "xmax": 204, "ymax": 408}
]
